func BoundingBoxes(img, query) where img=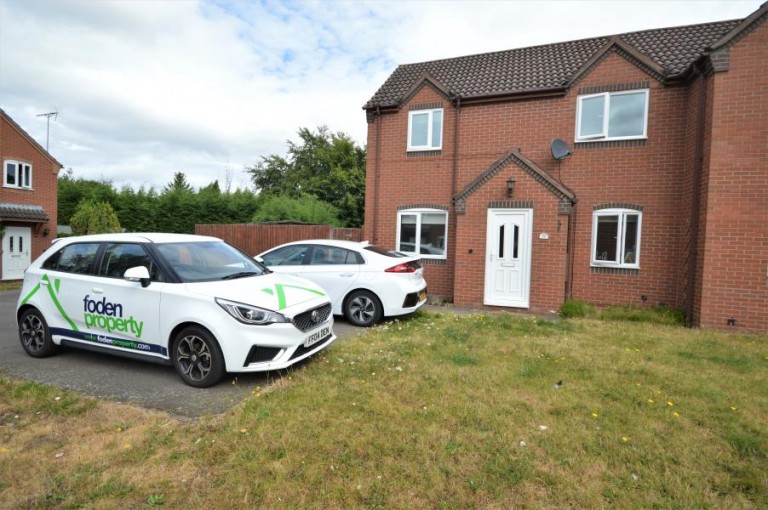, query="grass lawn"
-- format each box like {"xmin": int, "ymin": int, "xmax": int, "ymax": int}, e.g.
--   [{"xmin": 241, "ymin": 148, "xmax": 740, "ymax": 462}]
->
[
  {"xmin": 0, "ymin": 281, "xmax": 21, "ymax": 292},
  {"xmin": 1, "ymin": 311, "xmax": 766, "ymax": 508}
]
